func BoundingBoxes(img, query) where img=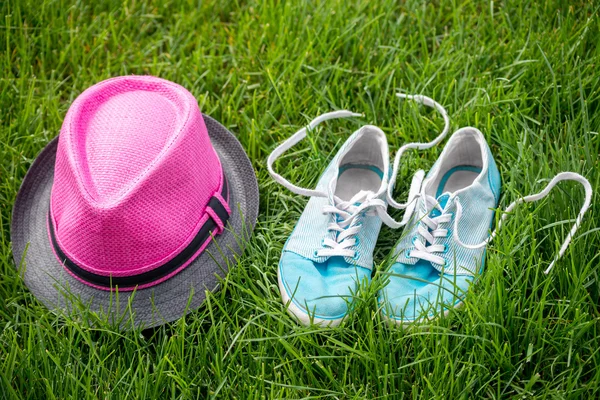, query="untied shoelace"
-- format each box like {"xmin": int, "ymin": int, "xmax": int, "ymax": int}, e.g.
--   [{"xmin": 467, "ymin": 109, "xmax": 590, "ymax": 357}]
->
[
  {"xmin": 266, "ymin": 94, "xmax": 450, "ymax": 257},
  {"xmin": 268, "ymin": 95, "xmax": 593, "ymax": 271},
  {"xmin": 451, "ymin": 172, "xmax": 593, "ymax": 274},
  {"xmin": 399, "ymin": 170, "xmax": 592, "ymax": 275}
]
